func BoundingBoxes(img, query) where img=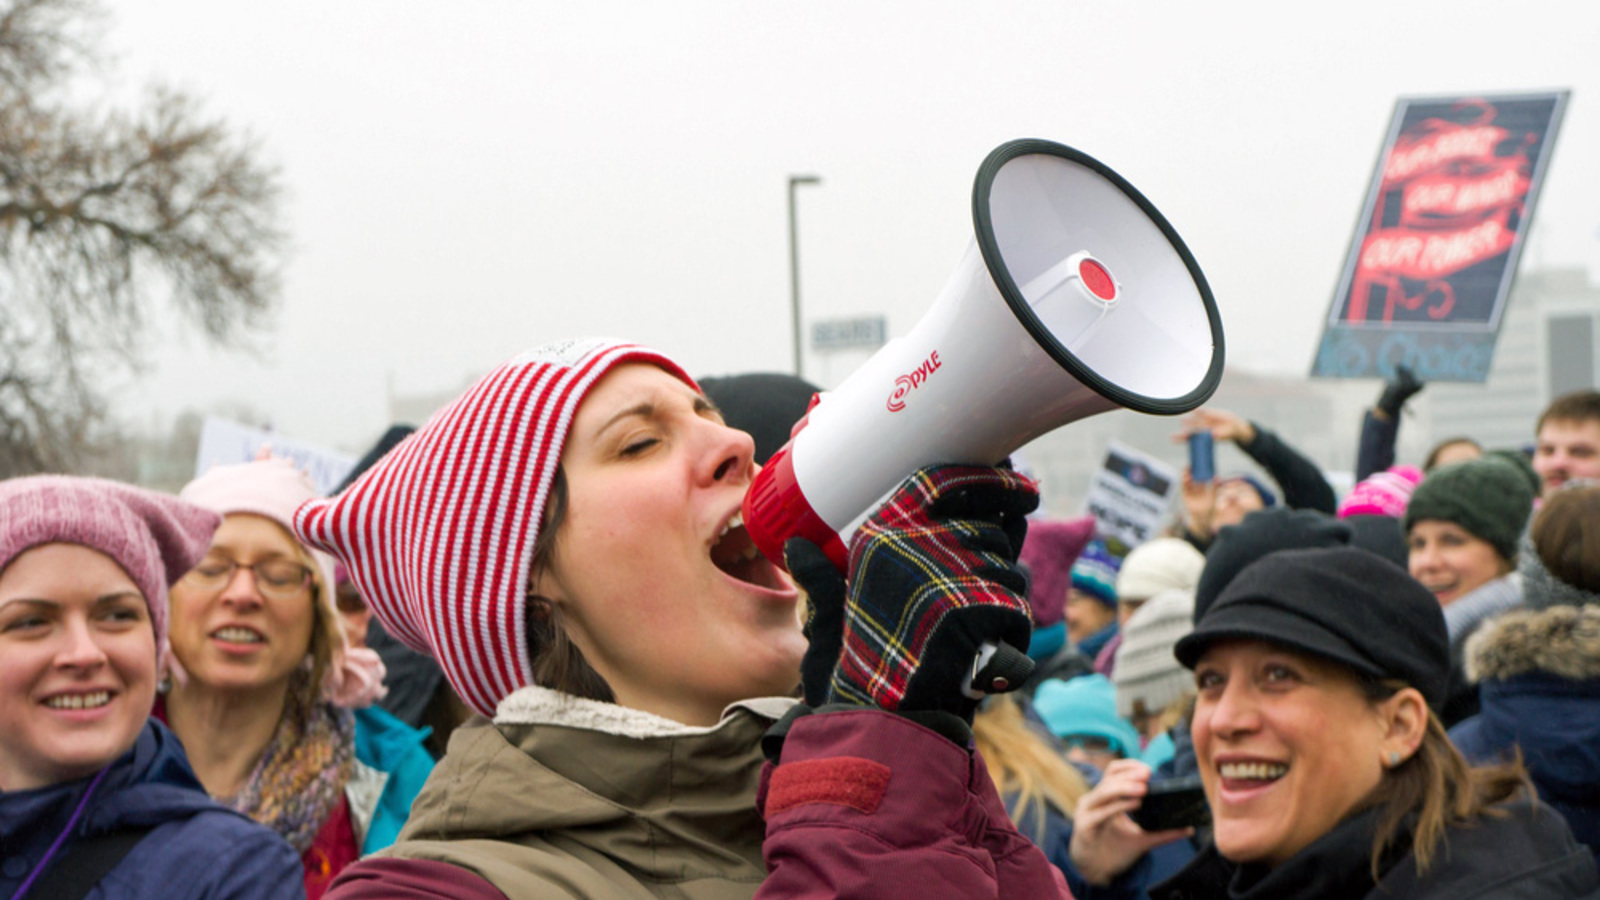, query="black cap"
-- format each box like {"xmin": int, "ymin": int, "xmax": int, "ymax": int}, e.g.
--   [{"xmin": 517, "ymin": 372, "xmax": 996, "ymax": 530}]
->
[
  {"xmin": 1175, "ymin": 547, "xmax": 1449, "ymax": 708},
  {"xmin": 1193, "ymin": 507, "xmax": 1352, "ymax": 624},
  {"xmin": 698, "ymin": 373, "xmax": 820, "ymax": 465}
]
